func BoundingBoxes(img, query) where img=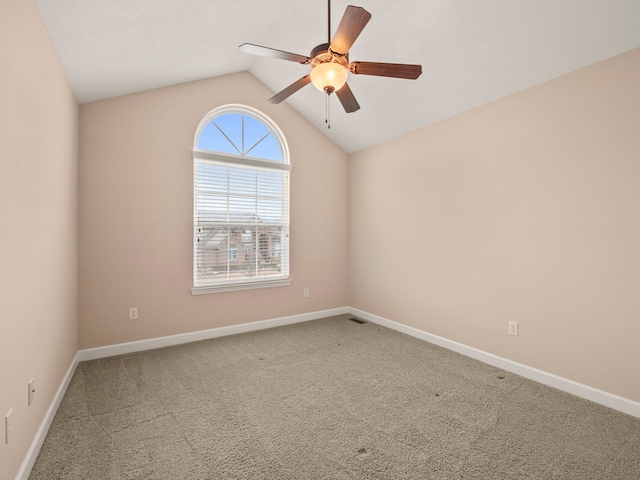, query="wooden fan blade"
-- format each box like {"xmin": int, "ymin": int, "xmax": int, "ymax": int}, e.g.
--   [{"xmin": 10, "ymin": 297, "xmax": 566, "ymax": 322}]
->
[
  {"xmin": 240, "ymin": 43, "xmax": 310, "ymax": 64},
  {"xmin": 335, "ymin": 82, "xmax": 360, "ymax": 113},
  {"xmin": 329, "ymin": 6, "xmax": 371, "ymax": 55},
  {"xmin": 268, "ymin": 75, "xmax": 312, "ymax": 104},
  {"xmin": 349, "ymin": 61, "xmax": 422, "ymax": 79}
]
